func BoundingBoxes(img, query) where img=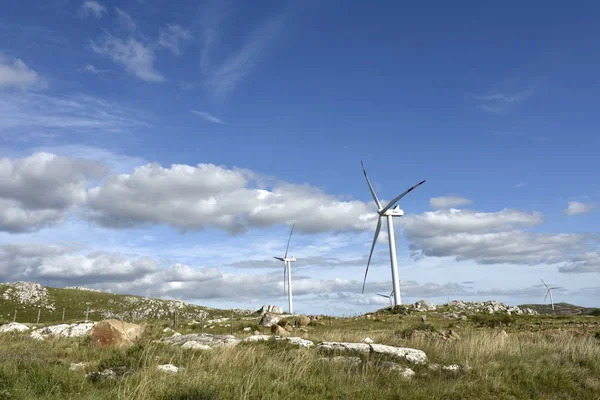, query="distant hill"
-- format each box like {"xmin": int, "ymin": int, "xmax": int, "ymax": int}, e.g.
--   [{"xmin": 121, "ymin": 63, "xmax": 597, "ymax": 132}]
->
[
  {"xmin": 517, "ymin": 302, "xmax": 600, "ymax": 316},
  {"xmin": 0, "ymin": 281, "xmax": 255, "ymax": 325}
]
